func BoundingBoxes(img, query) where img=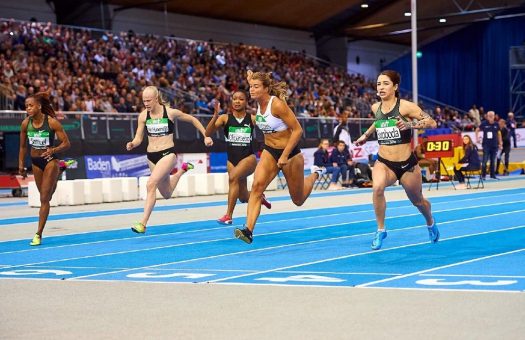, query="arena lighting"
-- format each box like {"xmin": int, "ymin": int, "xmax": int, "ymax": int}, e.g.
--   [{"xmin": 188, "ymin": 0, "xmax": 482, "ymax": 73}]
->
[
  {"xmin": 361, "ymin": 3, "xmax": 369, "ymax": 8},
  {"xmin": 439, "ymin": 18, "xmax": 447, "ymax": 23},
  {"xmin": 404, "ymin": 12, "xmax": 411, "ymax": 17}
]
